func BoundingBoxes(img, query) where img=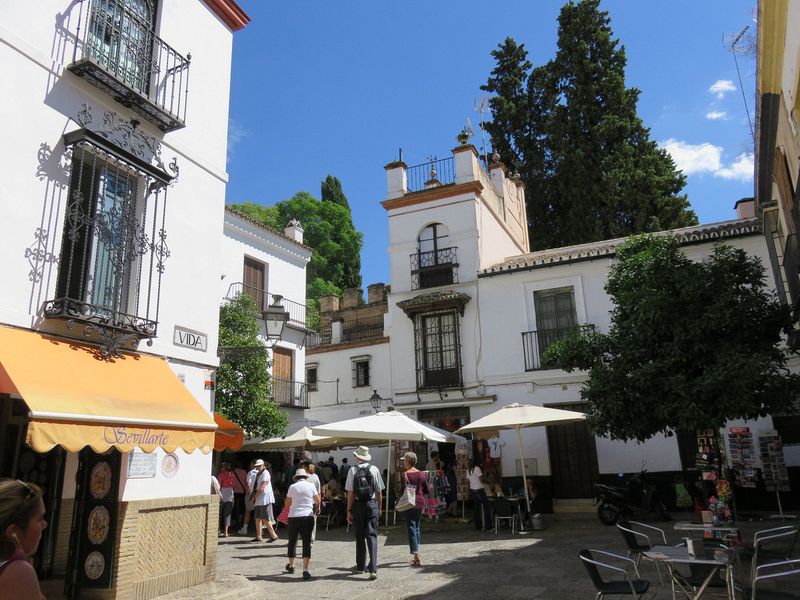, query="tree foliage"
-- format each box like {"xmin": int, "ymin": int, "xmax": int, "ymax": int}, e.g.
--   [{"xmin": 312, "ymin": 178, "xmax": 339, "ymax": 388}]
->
[
  {"xmin": 481, "ymin": 1, "xmax": 697, "ymax": 251},
  {"xmin": 230, "ymin": 183, "xmax": 363, "ymax": 298},
  {"xmin": 215, "ymin": 293, "xmax": 287, "ymax": 439},
  {"xmin": 544, "ymin": 235, "xmax": 800, "ymax": 442}
]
